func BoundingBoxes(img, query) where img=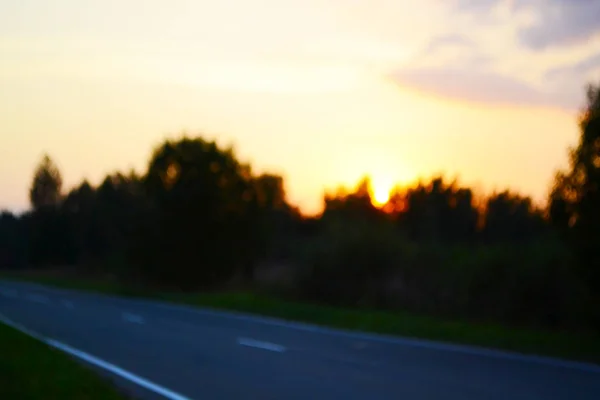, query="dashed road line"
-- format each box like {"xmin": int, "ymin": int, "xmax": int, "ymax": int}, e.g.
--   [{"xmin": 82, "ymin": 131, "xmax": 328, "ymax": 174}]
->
[
  {"xmin": 237, "ymin": 337, "xmax": 286, "ymax": 353},
  {"xmin": 122, "ymin": 312, "xmax": 145, "ymax": 324}
]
